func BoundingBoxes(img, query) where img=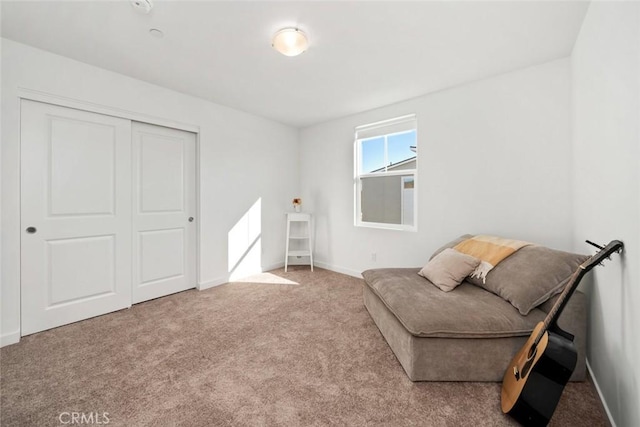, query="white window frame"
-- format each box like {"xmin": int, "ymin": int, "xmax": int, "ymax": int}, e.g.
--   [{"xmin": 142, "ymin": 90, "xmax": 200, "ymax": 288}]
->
[{"xmin": 354, "ymin": 114, "xmax": 417, "ymax": 232}]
